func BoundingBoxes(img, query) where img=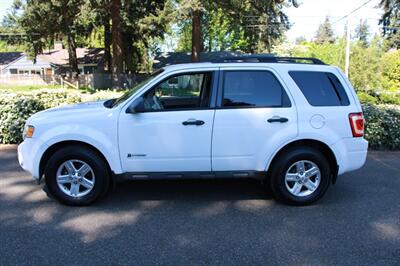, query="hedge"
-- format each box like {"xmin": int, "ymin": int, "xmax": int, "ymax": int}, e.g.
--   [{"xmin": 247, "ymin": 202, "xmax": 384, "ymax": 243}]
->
[
  {"xmin": 0, "ymin": 89, "xmax": 122, "ymax": 144},
  {"xmin": 357, "ymin": 91, "xmax": 400, "ymax": 105},
  {"xmin": 0, "ymin": 89, "xmax": 399, "ymax": 150},
  {"xmin": 362, "ymin": 104, "xmax": 400, "ymax": 150}
]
